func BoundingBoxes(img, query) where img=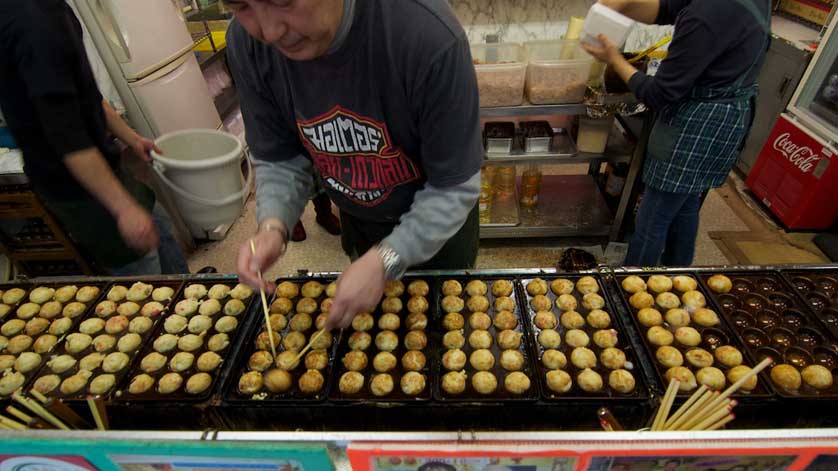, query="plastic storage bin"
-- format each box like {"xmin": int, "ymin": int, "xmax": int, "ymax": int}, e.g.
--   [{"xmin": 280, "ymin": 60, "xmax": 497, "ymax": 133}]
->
[
  {"xmin": 577, "ymin": 116, "xmax": 613, "ymax": 153},
  {"xmin": 525, "ymin": 40, "xmax": 593, "ymax": 105},
  {"xmin": 471, "ymin": 43, "xmax": 526, "ymax": 107}
]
